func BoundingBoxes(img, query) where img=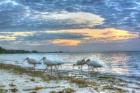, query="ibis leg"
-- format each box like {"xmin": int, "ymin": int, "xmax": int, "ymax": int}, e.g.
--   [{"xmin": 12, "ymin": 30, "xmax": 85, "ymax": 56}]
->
[{"xmin": 43, "ymin": 67, "xmax": 48, "ymax": 72}]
